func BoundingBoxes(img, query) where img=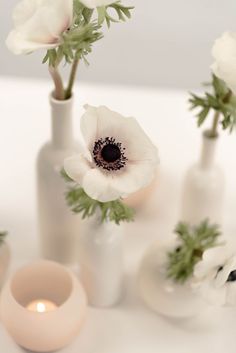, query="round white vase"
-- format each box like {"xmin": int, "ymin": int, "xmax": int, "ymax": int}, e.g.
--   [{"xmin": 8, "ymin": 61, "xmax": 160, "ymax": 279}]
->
[
  {"xmin": 138, "ymin": 242, "xmax": 207, "ymax": 318},
  {"xmin": 0, "ymin": 242, "xmax": 11, "ymax": 288},
  {"xmin": 181, "ymin": 131, "xmax": 224, "ymax": 225},
  {"xmin": 79, "ymin": 214, "xmax": 124, "ymax": 307},
  {"xmin": 37, "ymin": 94, "xmax": 81, "ymax": 266}
]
